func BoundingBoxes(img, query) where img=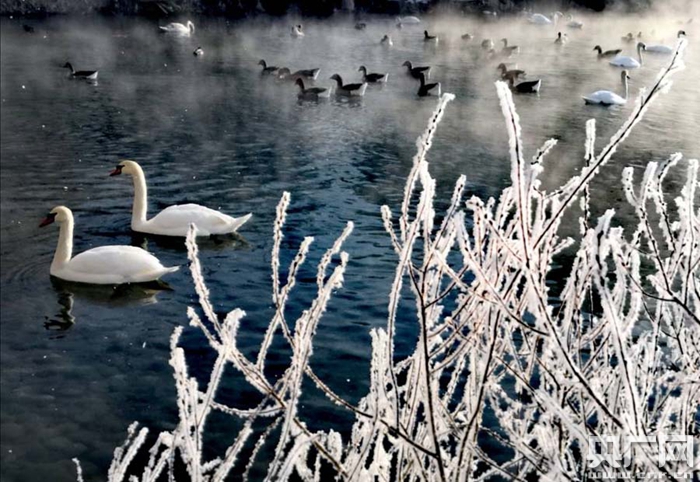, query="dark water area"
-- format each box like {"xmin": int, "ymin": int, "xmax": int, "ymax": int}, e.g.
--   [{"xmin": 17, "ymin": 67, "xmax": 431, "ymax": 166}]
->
[{"xmin": 1, "ymin": 12, "xmax": 698, "ymax": 481}]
